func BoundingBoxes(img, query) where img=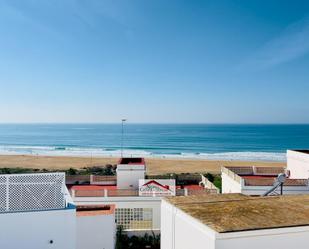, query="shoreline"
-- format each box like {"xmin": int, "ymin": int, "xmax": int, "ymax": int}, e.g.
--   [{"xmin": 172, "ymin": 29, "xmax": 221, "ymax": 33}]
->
[{"xmin": 0, "ymin": 154, "xmax": 286, "ymax": 175}]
